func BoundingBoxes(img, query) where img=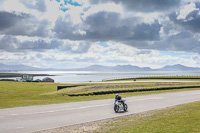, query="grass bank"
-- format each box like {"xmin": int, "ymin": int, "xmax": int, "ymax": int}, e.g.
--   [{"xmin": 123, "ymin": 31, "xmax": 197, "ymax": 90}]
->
[
  {"xmin": 0, "ymin": 81, "xmax": 200, "ymax": 109},
  {"xmin": 97, "ymin": 101, "xmax": 200, "ymax": 133},
  {"xmin": 61, "ymin": 82, "xmax": 200, "ymax": 95},
  {"xmin": 106, "ymin": 76, "xmax": 200, "ymax": 82}
]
